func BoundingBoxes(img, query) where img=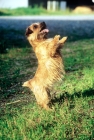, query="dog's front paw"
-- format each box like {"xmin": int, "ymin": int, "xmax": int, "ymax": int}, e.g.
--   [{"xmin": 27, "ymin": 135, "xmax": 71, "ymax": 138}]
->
[
  {"xmin": 54, "ymin": 35, "xmax": 60, "ymax": 42},
  {"xmin": 59, "ymin": 36, "xmax": 67, "ymax": 44}
]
